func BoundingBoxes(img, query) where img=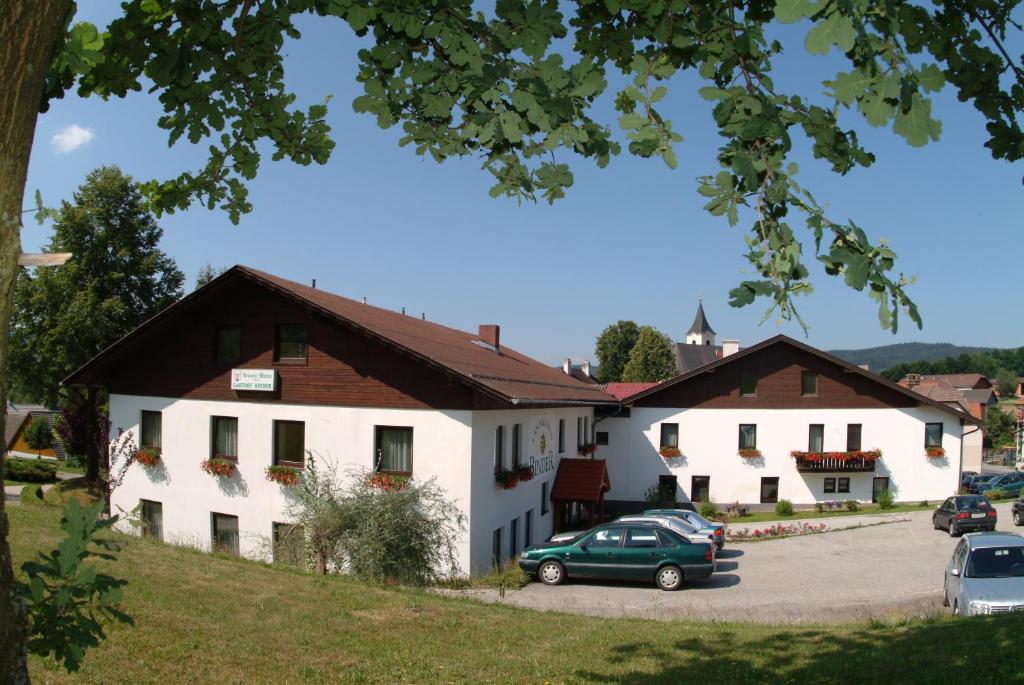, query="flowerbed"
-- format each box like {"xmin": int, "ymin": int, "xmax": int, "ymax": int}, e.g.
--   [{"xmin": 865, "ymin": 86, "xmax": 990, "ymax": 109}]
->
[
  {"xmin": 201, "ymin": 458, "xmax": 236, "ymax": 478},
  {"xmin": 658, "ymin": 446, "xmax": 681, "ymax": 459},
  {"xmin": 737, "ymin": 448, "xmax": 761, "ymax": 458},
  {"xmin": 728, "ymin": 522, "xmax": 827, "ymax": 541},
  {"xmin": 265, "ymin": 465, "xmax": 301, "ymax": 486},
  {"xmin": 790, "ymin": 449, "xmax": 881, "ymax": 462},
  {"xmin": 134, "ymin": 448, "xmax": 161, "ymax": 467},
  {"xmin": 366, "ymin": 472, "xmax": 410, "ymax": 492},
  {"xmin": 926, "ymin": 446, "xmax": 945, "ymax": 458}
]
